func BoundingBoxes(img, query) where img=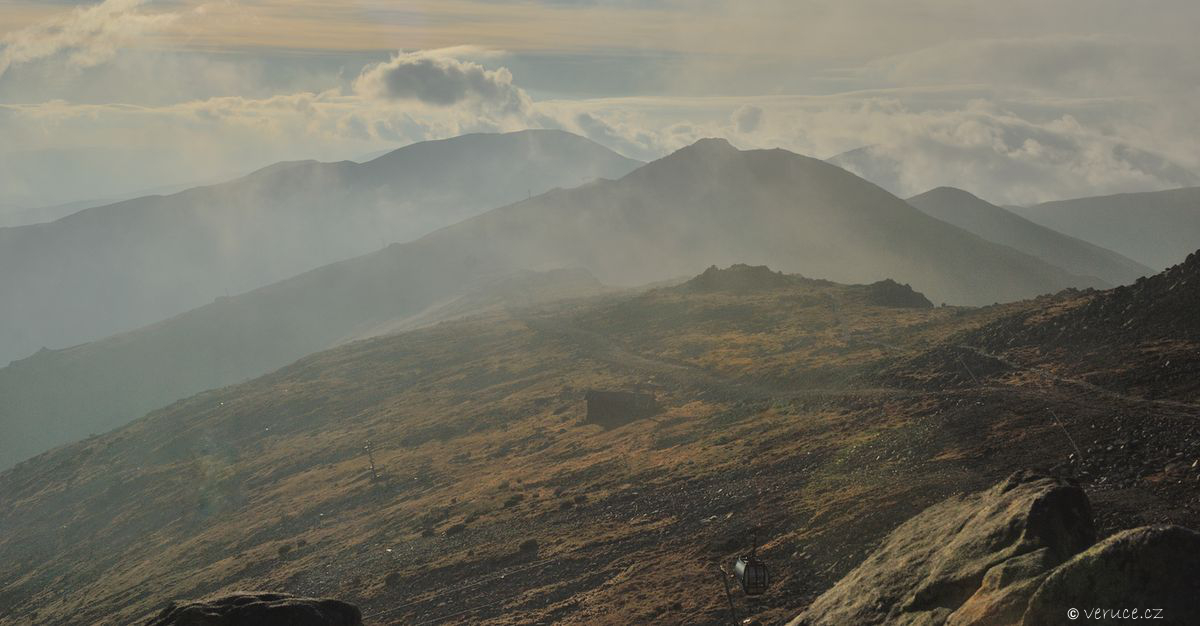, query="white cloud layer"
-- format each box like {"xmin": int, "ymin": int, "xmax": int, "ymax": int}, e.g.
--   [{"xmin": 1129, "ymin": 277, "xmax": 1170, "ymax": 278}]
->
[
  {"xmin": 1, "ymin": 1, "xmax": 1197, "ymax": 209},
  {"xmin": 6, "ymin": 80, "xmax": 1191, "ymax": 207},
  {"xmin": 0, "ymin": 0, "xmax": 177, "ymax": 78}
]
